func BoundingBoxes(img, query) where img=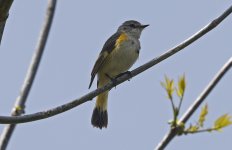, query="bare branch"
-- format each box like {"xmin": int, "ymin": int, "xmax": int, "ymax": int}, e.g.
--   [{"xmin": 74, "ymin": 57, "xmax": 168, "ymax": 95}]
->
[
  {"xmin": 155, "ymin": 58, "xmax": 232, "ymax": 150},
  {"xmin": 0, "ymin": 5, "xmax": 231, "ymax": 125},
  {"xmin": 0, "ymin": 0, "xmax": 14, "ymax": 45},
  {"xmin": 0, "ymin": 0, "xmax": 57, "ymax": 149}
]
